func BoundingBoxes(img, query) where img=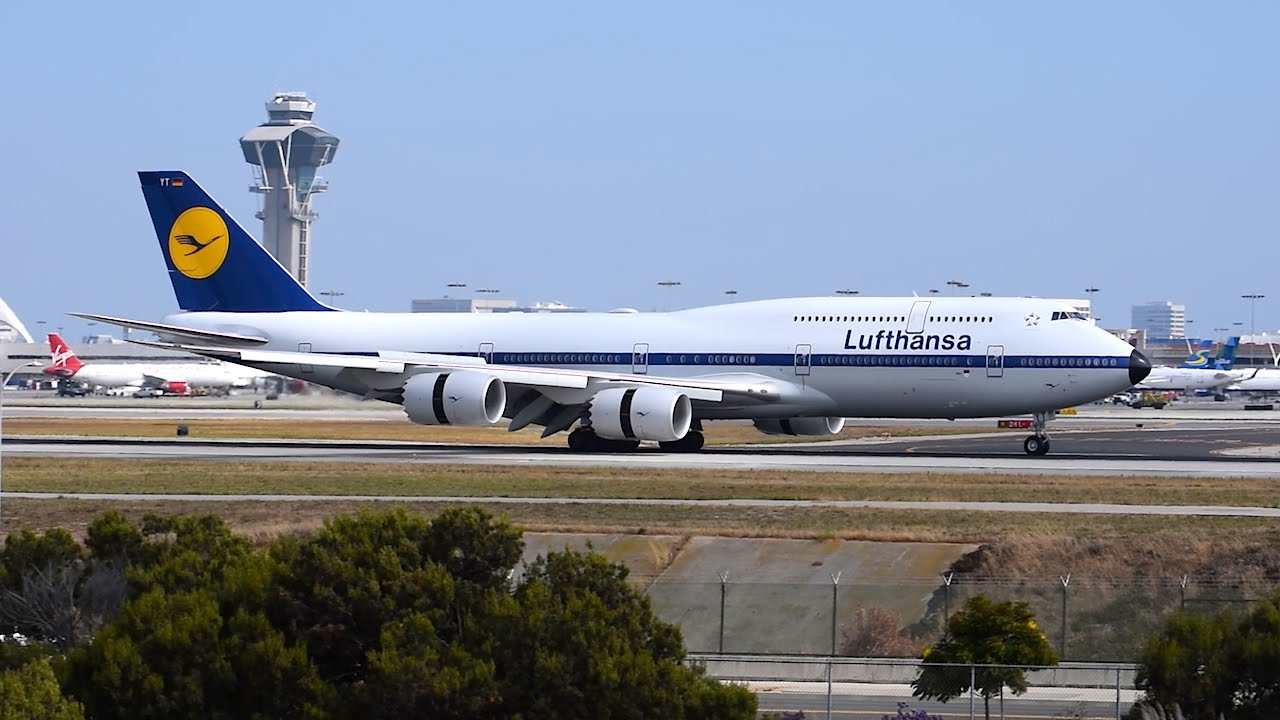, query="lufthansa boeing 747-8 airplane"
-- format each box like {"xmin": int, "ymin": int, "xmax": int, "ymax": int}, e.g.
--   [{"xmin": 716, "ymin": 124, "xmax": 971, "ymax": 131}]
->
[{"xmin": 76, "ymin": 171, "xmax": 1151, "ymax": 455}]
